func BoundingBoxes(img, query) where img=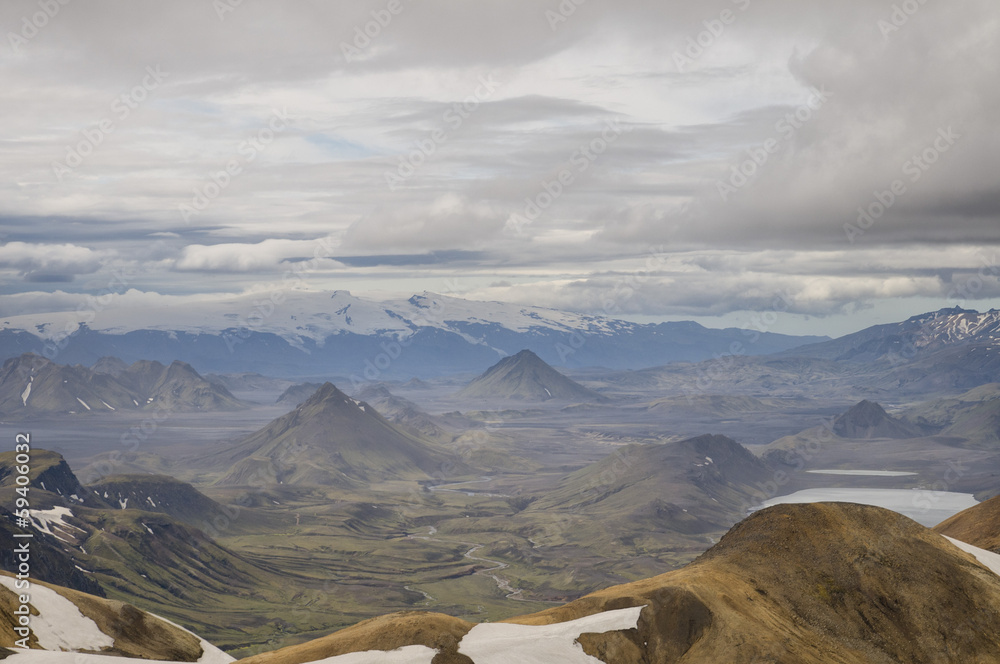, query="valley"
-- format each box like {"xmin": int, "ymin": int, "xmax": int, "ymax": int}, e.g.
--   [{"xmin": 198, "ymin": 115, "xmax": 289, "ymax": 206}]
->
[{"xmin": 1, "ymin": 306, "xmax": 1000, "ymax": 659}]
